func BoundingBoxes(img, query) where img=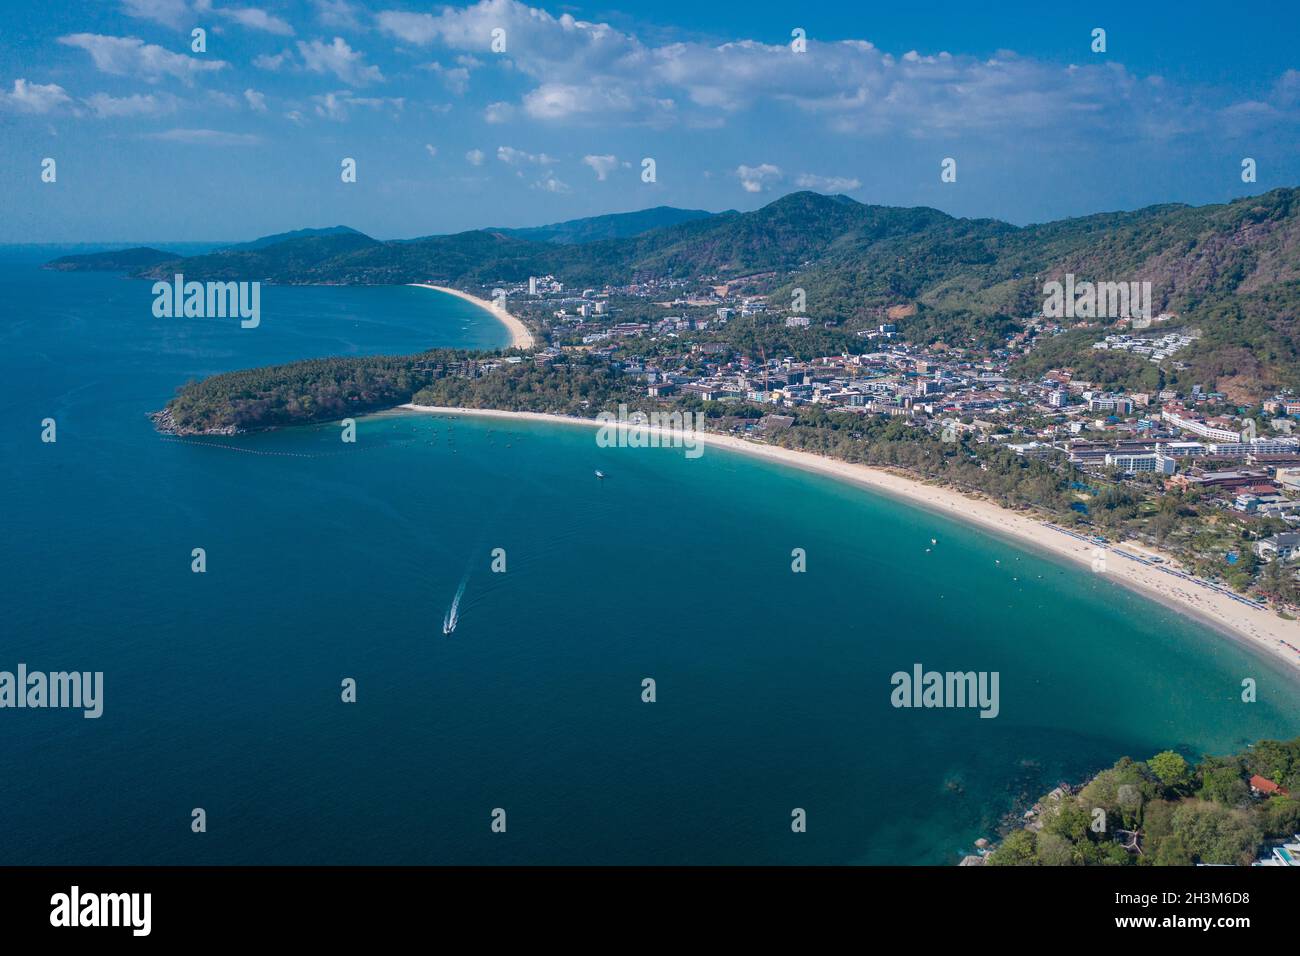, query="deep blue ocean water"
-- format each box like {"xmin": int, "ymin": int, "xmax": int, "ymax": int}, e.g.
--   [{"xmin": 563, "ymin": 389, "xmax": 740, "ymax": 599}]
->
[{"xmin": 2, "ymin": 248, "xmax": 1298, "ymax": 864}]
